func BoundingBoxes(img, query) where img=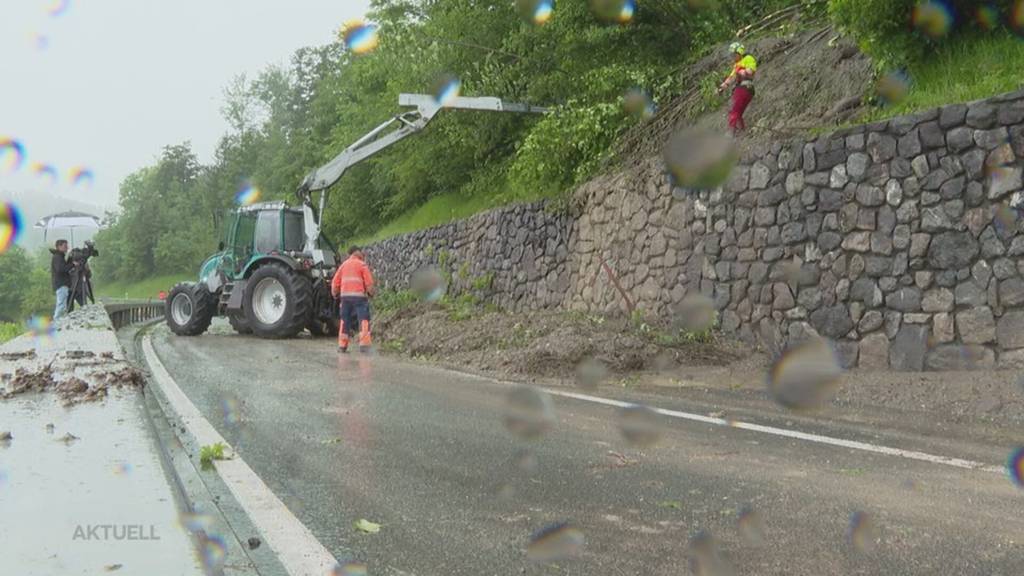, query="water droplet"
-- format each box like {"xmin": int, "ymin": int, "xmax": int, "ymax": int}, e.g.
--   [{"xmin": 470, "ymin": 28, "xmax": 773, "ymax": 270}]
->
[
  {"xmin": 624, "ymin": 88, "xmax": 656, "ymax": 119},
  {"xmin": 69, "ymin": 166, "xmax": 95, "ymax": 188},
  {"xmin": 179, "ymin": 512, "xmax": 214, "ymax": 534},
  {"xmin": 574, "ymin": 357, "xmax": 607, "ymax": 390},
  {"xmin": 737, "ymin": 505, "xmax": 767, "ymax": 546},
  {"xmin": 671, "ymin": 293, "xmax": 717, "ymax": 333},
  {"xmin": 767, "ymin": 338, "xmax": 842, "ymax": 412},
  {"xmin": 618, "ymin": 404, "xmax": 663, "ymax": 448},
  {"xmin": 688, "ymin": 530, "xmax": 736, "ymax": 576},
  {"xmin": 526, "ymin": 522, "xmax": 585, "ymax": 562},
  {"xmin": 977, "ymin": 4, "xmax": 1000, "ymax": 30},
  {"xmin": 432, "ymin": 74, "xmax": 462, "ymax": 106},
  {"xmin": 1007, "ymin": 447, "xmax": 1024, "ymax": 487},
  {"xmin": 504, "ymin": 386, "xmax": 556, "ymax": 439},
  {"xmin": 331, "ymin": 561, "xmax": 368, "ymax": 576},
  {"xmin": 847, "ymin": 511, "xmax": 878, "ymax": 553},
  {"xmin": 235, "ymin": 181, "xmax": 261, "ymax": 206},
  {"xmin": 517, "ymin": 0, "xmax": 554, "ymax": 25},
  {"xmin": 410, "ymin": 267, "xmax": 448, "ymax": 302},
  {"xmin": 913, "ymin": 0, "xmax": 955, "ymax": 39},
  {"xmin": 876, "ymin": 71, "xmax": 911, "ymax": 106},
  {"xmin": 201, "ymin": 535, "xmax": 228, "ymax": 571},
  {"xmin": 112, "ymin": 461, "xmax": 132, "ymax": 476},
  {"xmin": 513, "ymin": 449, "xmax": 538, "ymax": 473},
  {"xmin": 663, "ymin": 129, "xmax": 738, "ymax": 190},
  {"xmin": 590, "ymin": 0, "xmax": 635, "ymax": 23},
  {"xmin": 0, "ymin": 138, "xmax": 25, "ymax": 174},
  {"xmin": 220, "ymin": 393, "xmax": 242, "ymax": 427},
  {"xmin": 341, "ymin": 20, "xmax": 379, "ymax": 55}
]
